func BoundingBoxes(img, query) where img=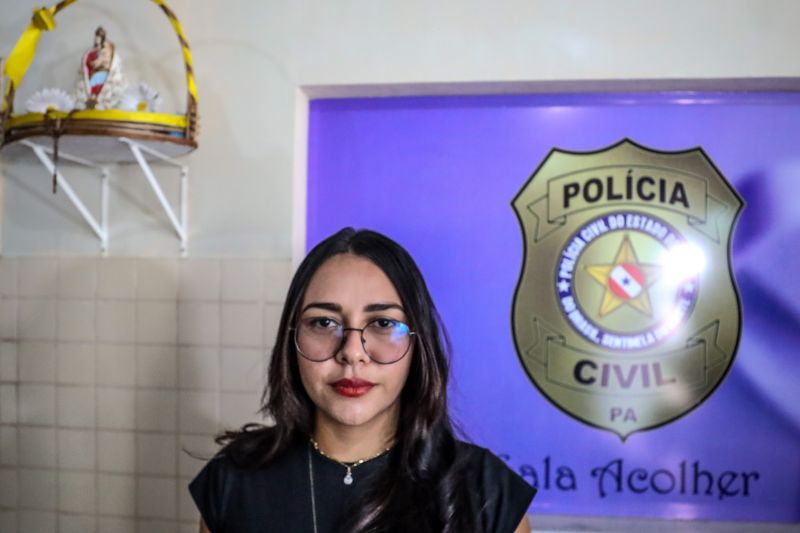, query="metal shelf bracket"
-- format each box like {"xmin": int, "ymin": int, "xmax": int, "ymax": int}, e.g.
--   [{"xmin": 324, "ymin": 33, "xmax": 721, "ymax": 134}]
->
[
  {"xmin": 21, "ymin": 139, "xmax": 110, "ymax": 252},
  {"xmin": 18, "ymin": 137, "xmax": 189, "ymax": 254},
  {"xmin": 120, "ymin": 137, "xmax": 189, "ymax": 254}
]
